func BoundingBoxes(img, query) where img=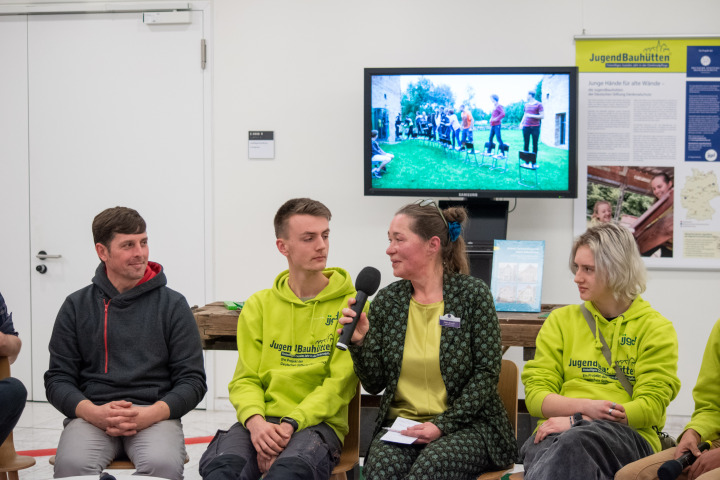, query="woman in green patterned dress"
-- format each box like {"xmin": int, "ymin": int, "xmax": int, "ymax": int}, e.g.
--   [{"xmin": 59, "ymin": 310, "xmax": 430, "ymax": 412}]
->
[{"xmin": 339, "ymin": 200, "xmax": 517, "ymax": 480}]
